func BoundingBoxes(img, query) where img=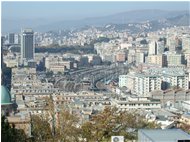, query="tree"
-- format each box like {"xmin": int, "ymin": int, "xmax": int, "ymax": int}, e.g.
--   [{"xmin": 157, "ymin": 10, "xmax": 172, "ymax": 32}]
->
[
  {"xmin": 1, "ymin": 115, "xmax": 28, "ymax": 142},
  {"xmin": 81, "ymin": 107, "xmax": 122, "ymax": 141},
  {"xmin": 31, "ymin": 115, "xmax": 52, "ymax": 142},
  {"xmin": 81, "ymin": 121, "xmax": 95, "ymax": 141},
  {"xmin": 45, "ymin": 96, "xmax": 82, "ymax": 142},
  {"xmin": 81, "ymin": 107, "xmax": 160, "ymax": 141},
  {"xmin": 56, "ymin": 108, "xmax": 81, "ymax": 142},
  {"xmin": 46, "ymin": 71, "xmax": 54, "ymax": 78}
]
